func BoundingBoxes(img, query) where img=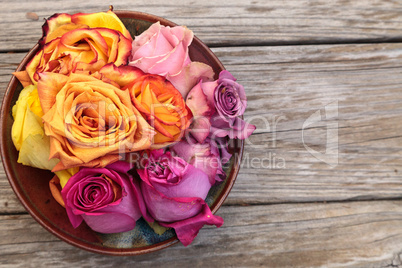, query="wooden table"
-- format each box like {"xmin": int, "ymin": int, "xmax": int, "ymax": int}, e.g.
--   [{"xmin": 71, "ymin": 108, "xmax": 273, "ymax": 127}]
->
[{"xmin": 2, "ymin": 1, "xmax": 402, "ymax": 267}]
